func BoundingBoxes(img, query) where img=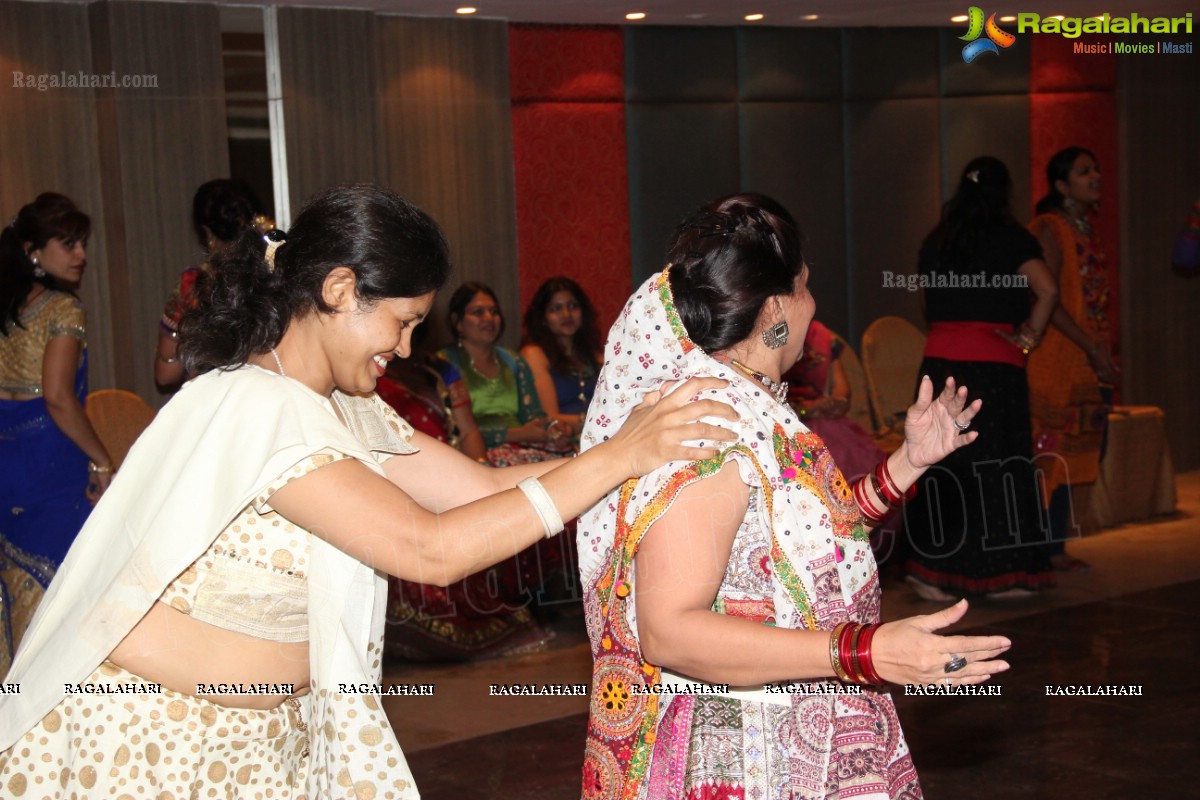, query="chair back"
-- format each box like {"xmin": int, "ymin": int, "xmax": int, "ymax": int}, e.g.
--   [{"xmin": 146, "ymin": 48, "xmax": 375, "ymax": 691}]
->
[
  {"xmin": 860, "ymin": 316, "xmax": 926, "ymax": 434},
  {"xmin": 830, "ymin": 332, "xmax": 875, "ymax": 433},
  {"xmin": 85, "ymin": 389, "xmax": 156, "ymax": 468}
]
